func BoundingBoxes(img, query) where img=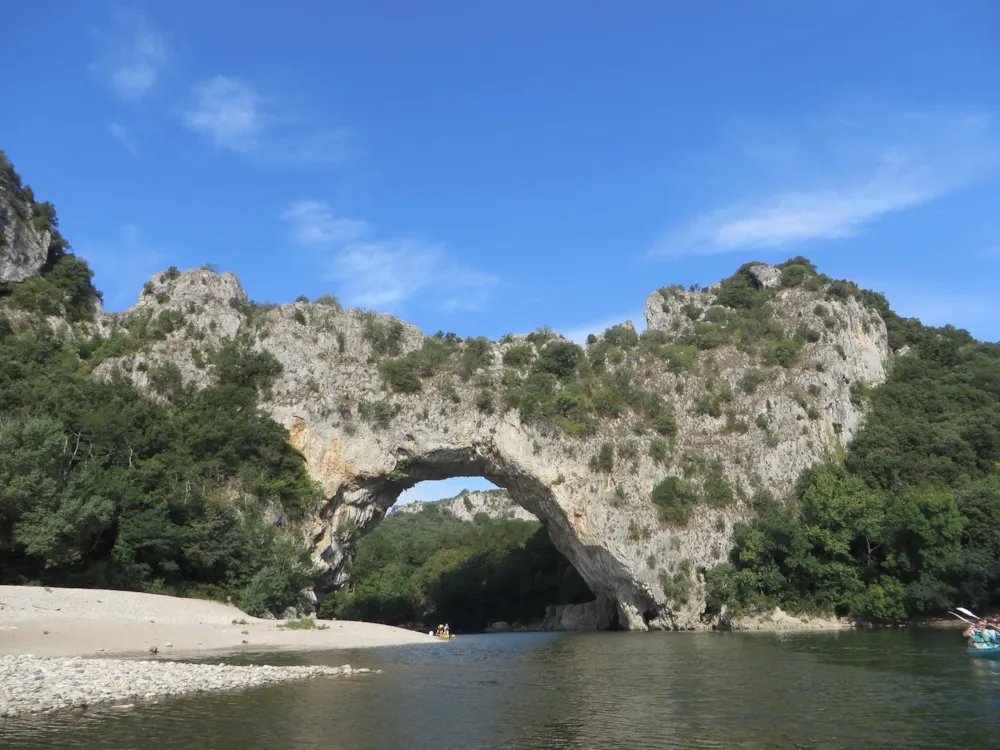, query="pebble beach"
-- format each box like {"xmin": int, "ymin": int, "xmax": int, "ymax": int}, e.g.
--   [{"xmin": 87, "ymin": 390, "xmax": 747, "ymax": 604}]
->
[
  {"xmin": 0, "ymin": 586, "xmax": 437, "ymax": 719},
  {"xmin": 0, "ymin": 655, "xmax": 371, "ymax": 718}
]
